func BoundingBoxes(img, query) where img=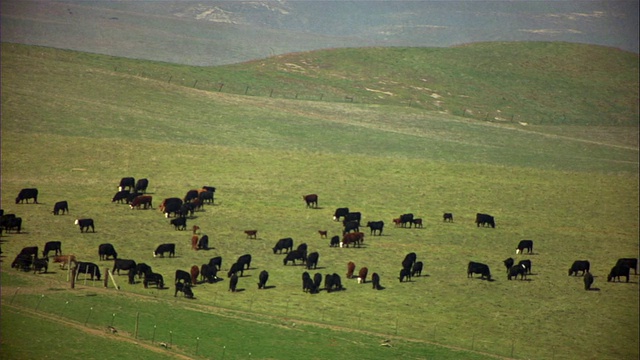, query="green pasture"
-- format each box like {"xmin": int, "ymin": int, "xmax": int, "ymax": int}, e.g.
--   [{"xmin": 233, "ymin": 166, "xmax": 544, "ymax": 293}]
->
[{"xmin": 1, "ymin": 43, "xmax": 638, "ymax": 360}]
